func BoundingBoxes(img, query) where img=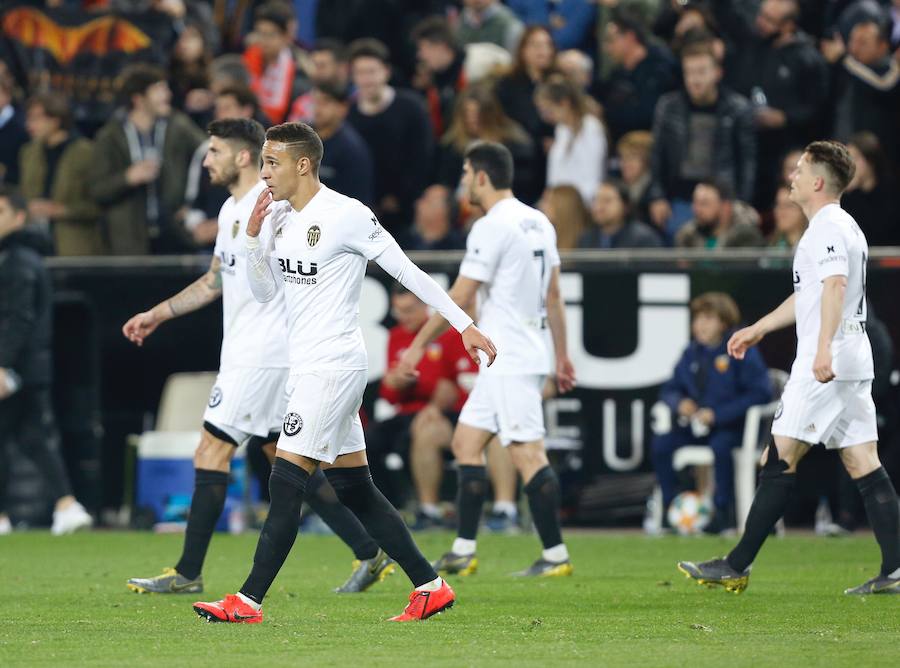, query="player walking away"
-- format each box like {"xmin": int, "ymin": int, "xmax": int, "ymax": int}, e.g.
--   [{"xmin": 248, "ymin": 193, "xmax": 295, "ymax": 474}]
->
[
  {"xmin": 192, "ymin": 122, "xmax": 496, "ymax": 624},
  {"xmin": 678, "ymin": 141, "xmax": 900, "ymax": 595},
  {"xmin": 123, "ymin": 119, "xmax": 393, "ymax": 596},
  {"xmin": 398, "ymin": 141, "xmax": 577, "ymax": 577}
]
